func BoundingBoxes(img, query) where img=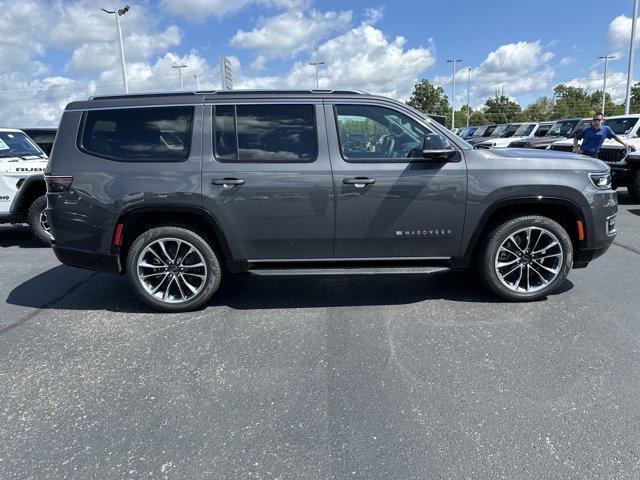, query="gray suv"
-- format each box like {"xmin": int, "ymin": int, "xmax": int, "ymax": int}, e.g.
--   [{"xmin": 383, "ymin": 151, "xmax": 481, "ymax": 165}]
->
[{"xmin": 45, "ymin": 90, "xmax": 617, "ymax": 312}]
